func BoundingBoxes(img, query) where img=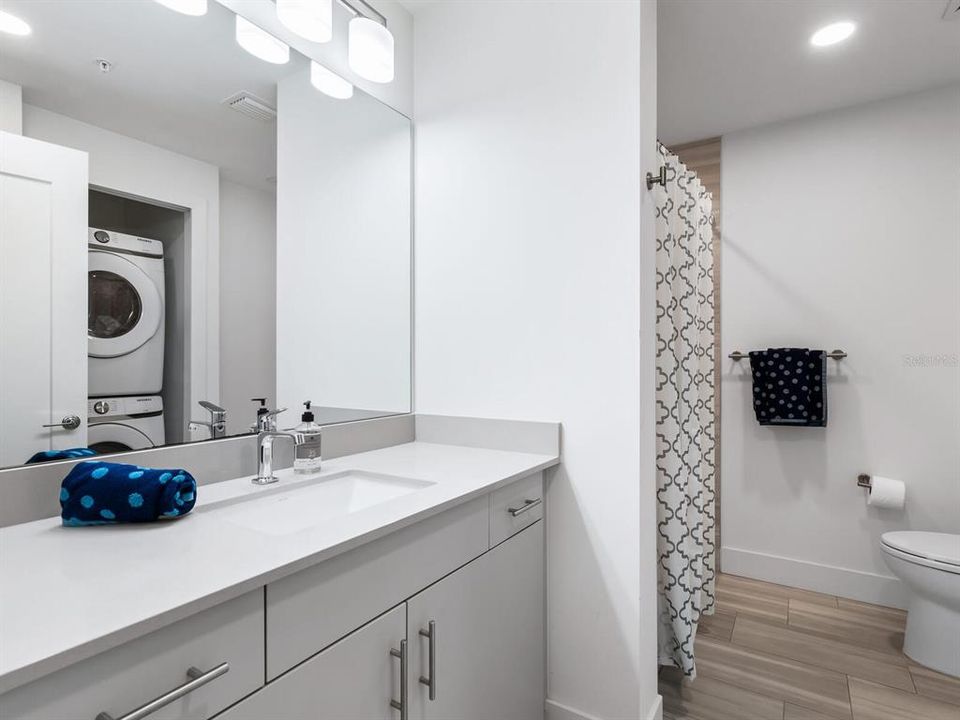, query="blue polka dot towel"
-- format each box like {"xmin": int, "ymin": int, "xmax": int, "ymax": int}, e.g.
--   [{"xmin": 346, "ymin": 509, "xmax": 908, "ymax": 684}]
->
[
  {"xmin": 59, "ymin": 461, "xmax": 197, "ymax": 526},
  {"xmin": 748, "ymin": 348, "xmax": 828, "ymax": 427},
  {"xmin": 27, "ymin": 448, "xmax": 96, "ymax": 464}
]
